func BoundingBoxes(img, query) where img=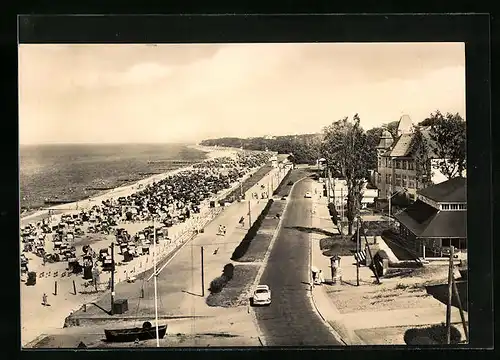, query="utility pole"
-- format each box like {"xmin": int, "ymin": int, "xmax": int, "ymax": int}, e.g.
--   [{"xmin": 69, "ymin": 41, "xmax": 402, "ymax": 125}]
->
[
  {"xmin": 388, "ymin": 182, "xmax": 392, "ymax": 227},
  {"xmin": 356, "ymin": 217, "xmax": 360, "ymax": 286},
  {"xmin": 340, "ymin": 187, "xmax": 344, "ymax": 235},
  {"xmin": 326, "ymin": 168, "xmax": 331, "ymax": 203},
  {"xmin": 446, "ymin": 245, "xmax": 455, "ymax": 344},
  {"xmin": 153, "ymin": 218, "xmax": 159, "ymax": 348},
  {"xmin": 110, "ymin": 242, "xmax": 115, "ymax": 315},
  {"xmin": 248, "ymin": 200, "xmax": 252, "ymax": 227},
  {"xmin": 201, "ymin": 246, "xmax": 205, "ymax": 297}
]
